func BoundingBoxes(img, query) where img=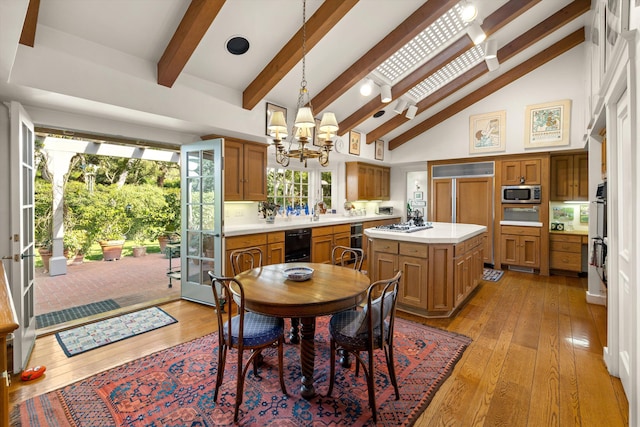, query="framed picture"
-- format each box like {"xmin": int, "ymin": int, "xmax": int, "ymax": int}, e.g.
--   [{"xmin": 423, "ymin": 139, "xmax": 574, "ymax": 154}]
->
[
  {"xmin": 524, "ymin": 99, "xmax": 571, "ymax": 148},
  {"xmin": 469, "ymin": 110, "xmax": 506, "ymax": 154},
  {"xmin": 265, "ymin": 102, "xmax": 287, "ymax": 137},
  {"xmin": 313, "ymin": 118, "xmax": 322, "ymax": 147},
  {"xmin": 349, "ymin": 130, "xmax": 361, "ymax": 155},
  {"xmin": 375, "ymin": 139, "xmax": 384, "ymax": 160},
  {"xmin": 413, "ymin": 191, "xmax": 423, "ymax": 200}
]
